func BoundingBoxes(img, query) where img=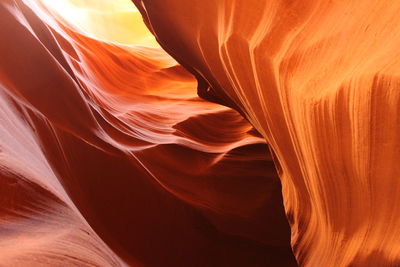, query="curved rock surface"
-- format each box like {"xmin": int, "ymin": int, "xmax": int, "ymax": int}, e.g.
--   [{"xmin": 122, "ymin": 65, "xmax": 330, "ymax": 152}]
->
[
  {"xmin": 132, "ymin": 0, "xmax": 400, "ymax": 266},
  {"xmin": 0, "ymin": 0, "xmax": 296, "ymax": 266}
]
